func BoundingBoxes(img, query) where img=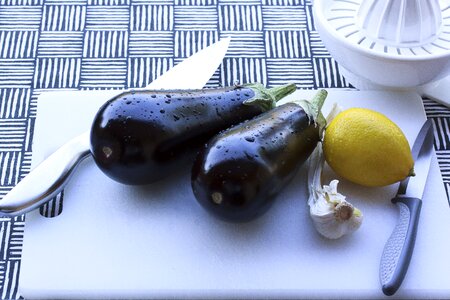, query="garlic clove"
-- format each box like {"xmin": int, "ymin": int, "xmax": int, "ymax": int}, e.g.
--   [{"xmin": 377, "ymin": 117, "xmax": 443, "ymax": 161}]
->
[{"xmin": 307, "ymin": 146, "xmax": 363, "ymax": 239}]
